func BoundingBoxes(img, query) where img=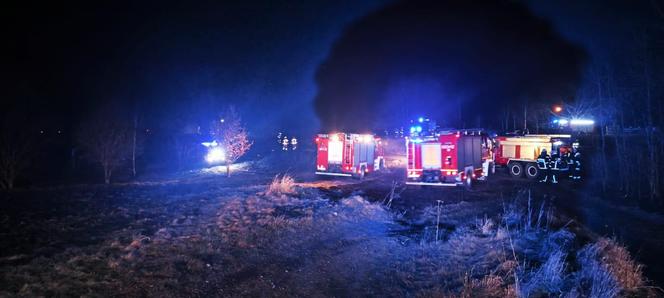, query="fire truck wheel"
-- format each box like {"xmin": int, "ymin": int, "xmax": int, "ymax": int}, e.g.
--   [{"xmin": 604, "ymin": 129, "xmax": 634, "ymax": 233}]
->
[
  {"xmin": 509, "ymin": 162, "xmax": 523, "ymax": 178},
  {"xmin": 525, "ymin": 163, "xmax": 539, "ymax": 179}
]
